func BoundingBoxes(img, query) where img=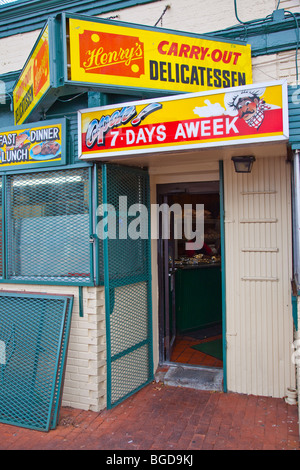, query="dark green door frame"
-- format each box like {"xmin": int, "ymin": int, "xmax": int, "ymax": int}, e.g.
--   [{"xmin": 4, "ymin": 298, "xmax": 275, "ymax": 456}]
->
[{"xmin": 219, "ymin": 160, "xmax": 227, "ymax": 393}]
